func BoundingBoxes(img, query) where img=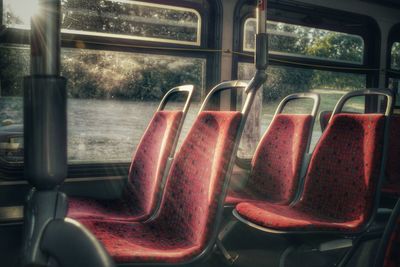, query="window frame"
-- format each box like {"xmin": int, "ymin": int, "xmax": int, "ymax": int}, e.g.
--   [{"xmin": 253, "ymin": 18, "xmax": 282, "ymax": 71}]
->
[
  {"xmin": 242, "ymin": 17, "xmax": 366, "ymax": 65},
  {"xmin": 5, "ymin": 0, "xmax": 203, "ymax": 46},
  {"xmin": 0, "ymin": 0, "xmax": 222, "ymax": 179}
]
